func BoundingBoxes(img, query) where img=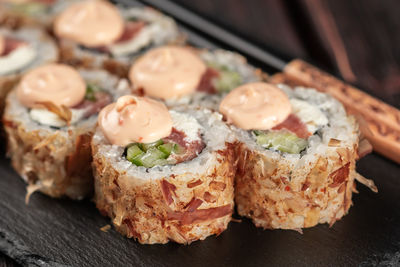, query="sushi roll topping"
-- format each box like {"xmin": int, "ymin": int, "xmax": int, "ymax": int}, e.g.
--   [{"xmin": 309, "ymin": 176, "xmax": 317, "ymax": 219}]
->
[
  {"xmin": 16, "ymin": 63, "xmax": 86, "ymax": 108},
  {"xmin": 129, "ymin": 46, "xmax": 206, "ymax": 100},
  {"xmin": 15, "ymin": 64, "xmax": 113, "ymax": 127},
  {"xmin": 54, "ymin": 0, "xmax": 124, "ymax": 47},
  {"xmin": 219, "ymin": 82, "xmax": 292, "ymax": 130},
  {"xmin": 98, "ymin": 95, "xmax": 173, "ymax": 145},
  {"xmin": 130, "ymin": 47, "xmax": 255, "ymax": 99},
  {"xmin": 53, "ymin": 1, "xmax": 171, "ymax": 56},
  {"xmin": 0, "ymin": 34, "xmax": 37, "ymax": 76}
]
